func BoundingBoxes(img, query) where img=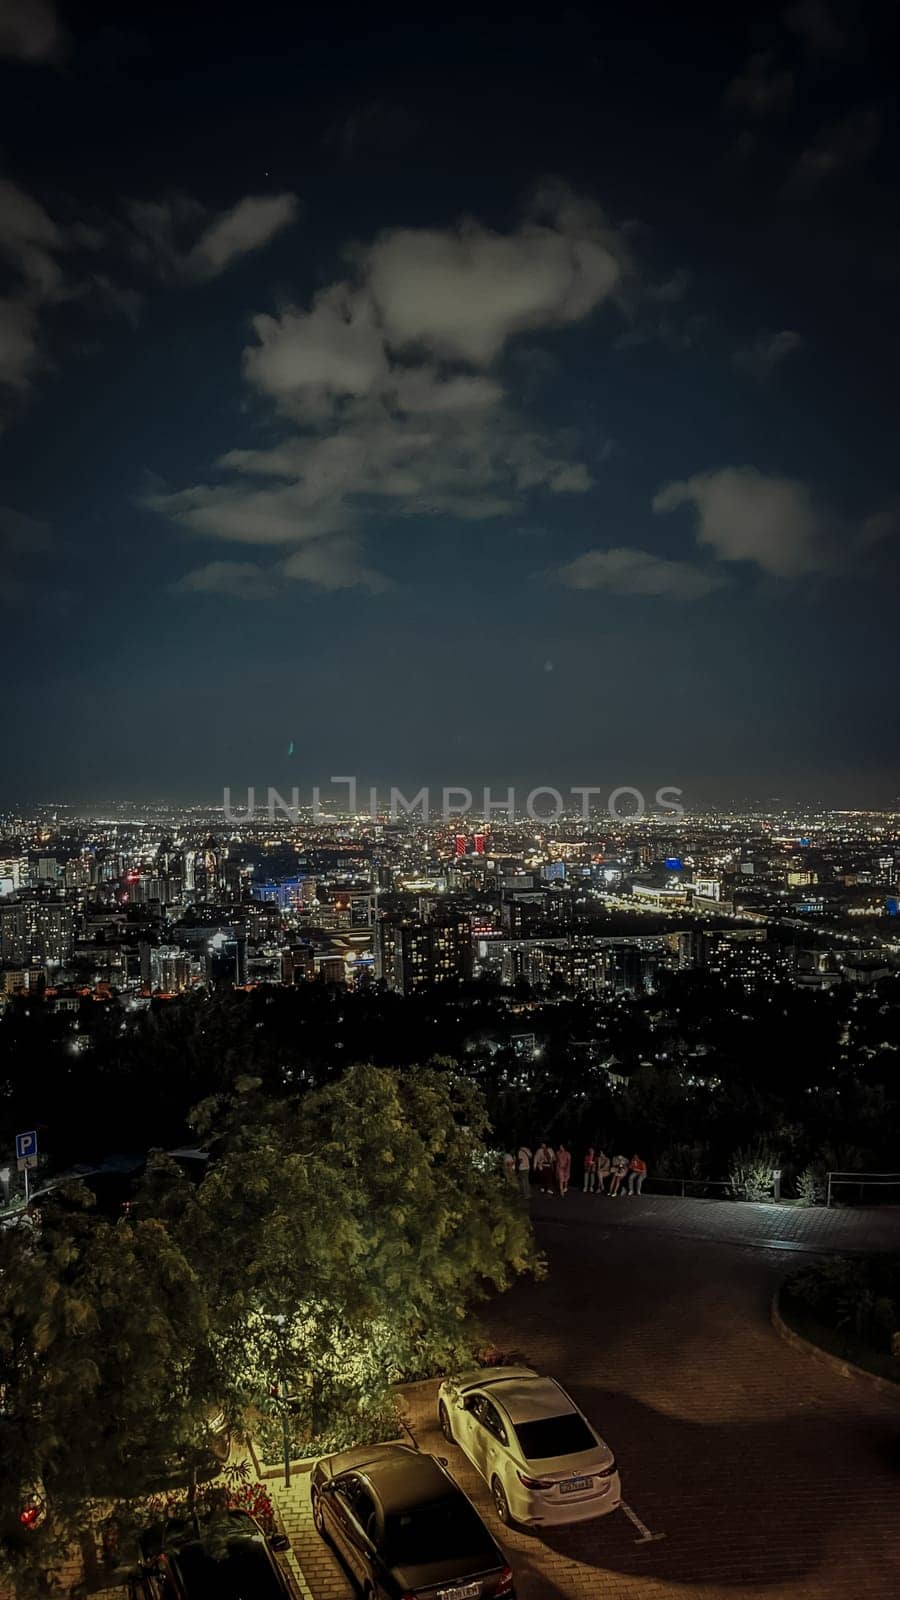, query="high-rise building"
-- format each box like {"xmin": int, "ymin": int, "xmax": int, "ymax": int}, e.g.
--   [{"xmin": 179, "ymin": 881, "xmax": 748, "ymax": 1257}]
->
[
  {"xmin": 0, "ymin": 902, "xmax": 27, "ymax": 962},
  {"xmin": 145, "ymin": 945, "xmax": 199, "ymax": 994},
  {"xmin": 205, "ymin": 930, "xmax": 247, "ymax": 986},
  {"xmin": 33, "ymin": 903, "xmax": 76, "ymax": 966},
  {"xmin": 0, "ymin": 856, "xmax": 28, "ymax": 893},
  {"xmin": 601, "ymin": 943, "xmax": 657, "ymax": 995},
  {"xmin": 378, "ymin": 913, "xmax": 473, "ymax": 994}
]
